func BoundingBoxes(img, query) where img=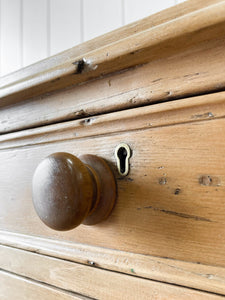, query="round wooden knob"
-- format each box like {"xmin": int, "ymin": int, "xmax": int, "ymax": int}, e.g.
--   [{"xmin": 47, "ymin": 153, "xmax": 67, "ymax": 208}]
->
[{"xmin": 32, "ymin": 152, "xmax": 116, "ymax": 231}]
